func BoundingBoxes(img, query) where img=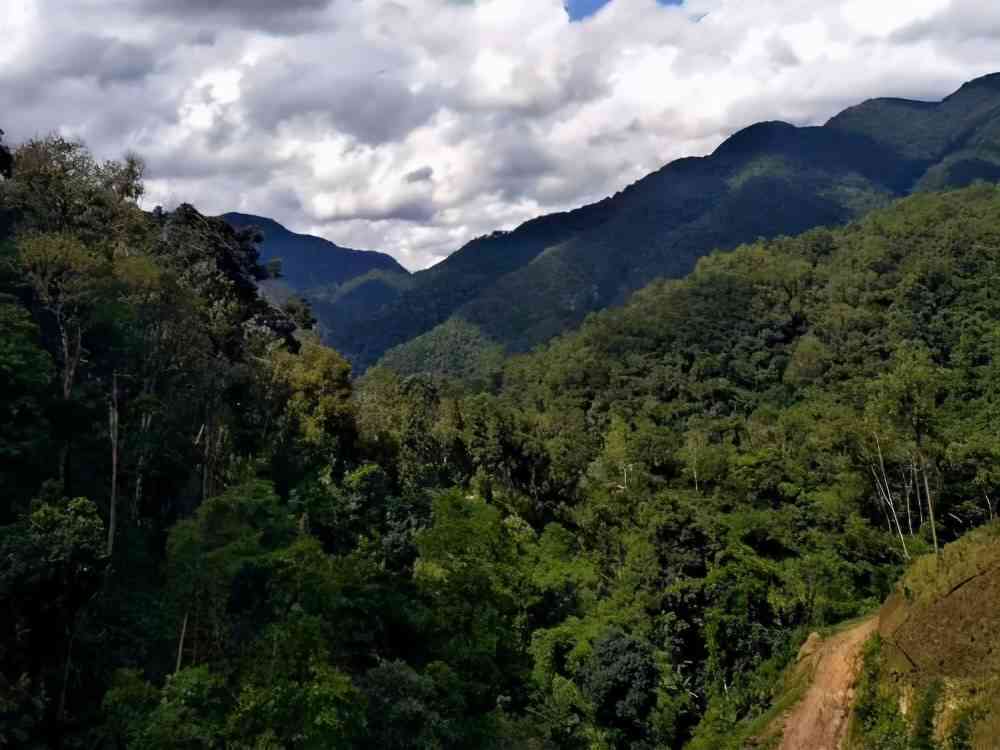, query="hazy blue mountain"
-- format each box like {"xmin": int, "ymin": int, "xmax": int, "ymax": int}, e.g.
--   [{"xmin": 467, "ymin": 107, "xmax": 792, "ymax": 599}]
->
[
  {"xmin": 221, "ymin": 212, "xmax": 411, "ymax": 341},
  {"xmin": 221, "ymin": 212, "xmax": 408, "ymax": 288}
]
